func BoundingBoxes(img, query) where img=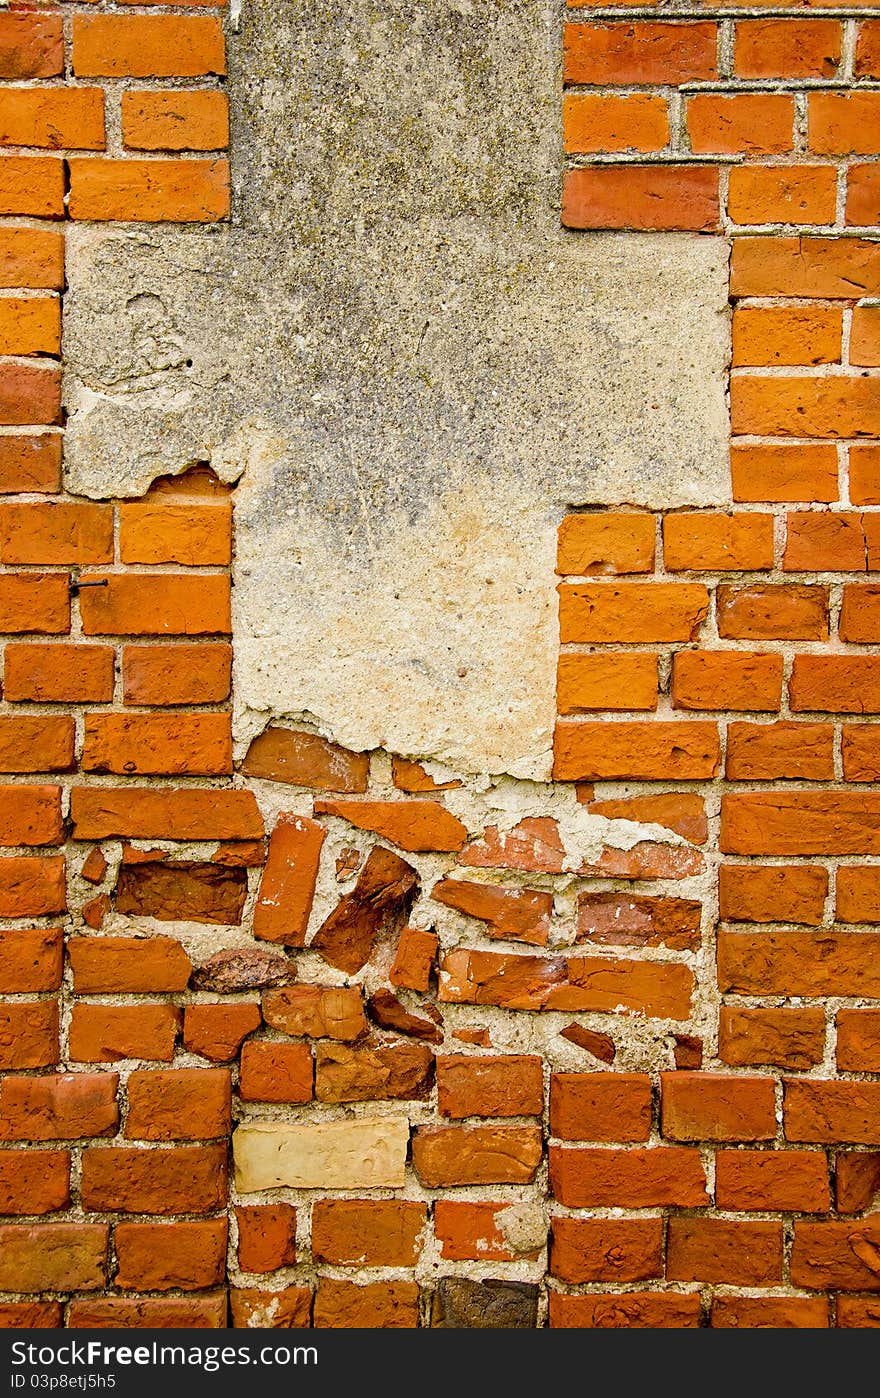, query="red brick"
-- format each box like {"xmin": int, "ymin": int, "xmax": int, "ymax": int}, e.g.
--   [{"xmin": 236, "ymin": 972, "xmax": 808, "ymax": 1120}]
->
[
  {"xmin": 68, "ymin": 1295, "xmax": 225, "ymax": 1329},
  {"xmin": 125, "ymin": 1068, "xmax": 230, "ymax": 1140},
  {"xmin": 389, "ymin": 926, "xmax": 438, "ymax": 991},
  {"xmin": 791, "ymin": 1218, "xmax": 880, "ymax": 1290},
  {"xmin": 0, "ymin": 88, "xmax": 104, "ymax": 150},
  {"xmin": 715, "ymin": 1149, "xmax": 829, "ymax": 1212},
  {"xmin": 70, "ymin": 936, "xmax": 191, "ymax": 993},
  {"xmin": 5, "ymin": 644, "xmax": 114, "ymax": 703},
  {"xmin": 0, "ymin": 1149, "xmax": 69, "ymax": 1214},
  {"xmin": 461, "ymin": 817, "xmax": 565, "ymax": 873},
  {"xmin": 411, "ymin": 1124, "xmax": 542, "ymax": 1186},
  {"xmin": 733, "ymin": 307, "xmax": 841, "ymax": 369},
  {"xmin": 236, "ymin": 1204, "xmax": 296, "ymax": 1272},
  {"xmin": 229, "ymin": 1288, "xmax": 311, "ymax": 1330},
  {"xmin": 311, "ymin": 1200, "xmax": 425, "ymax": 1267},
  {"xmin": 0, "ymin": 785, "xmax": 62, "ymax": 847},
  {"xmin": 0, "ymin": 716, "xmax": 73, "ymax": 774},
  {"xmin": 0, "ymin": 573, "xmax": 68, "ymax": 633},
  {"xmin": 550, "ymin": 1072, "xmax": 651, "ymax": 1142},
  {"xmin": 0, "ymin": 1000, "xmax": 57, "ymax": 1069},
  {"xmin": 735, "ymin": 19, "xmax": 841, "ymax": 77},
  {"xmin": 314, "ymin": 1279, "xmax": 418, "ymax": 1329},
  {"xmin": 719, "ymin": 1006, "xmax": 826, "ymax": 1072},
  {"xmin": 661, "ymin": 1072, "xmax": 776, "ymax": 1142},
  {"xmin": 0, "ymin": 1303, "xmax": 60, "ymax": 1328},
  {"xmin": 849, "ymin": 164, "xmax": 880, "ymax": 226},
  {"xmin": 837, "ymin": 1009, "xmax": 880, "ymax": 1071},
  {"xmin": 550, "ymin": 1292, "xmax": 701, "ymax": 1329},
  {"xmin": 667, "ymin": 1217, "xmax": 783, "ymax": 1285},
  {"xmin": 115, "ymin": 1218, "xmax": 227, "ymax": 1292},
  {"xmin": 563, "ymin": 165, "xmax": 719, "ymax": 232},
  {"xmin": 837, "ymin": 1154, "xmax": 880, "ymax": 1214},
  {"xmin": 851, "ymin": 304, "xmax": 880, "ymax": 366},
  {"xmin": 431, "ymin": 879, "xmax": 551, "ymax": 946},
  {"xmin": 563, "ymin": 22, "xmax": 716, "ymax": 83},
  {"xmin": 0, "ymin": 1073, "xmax": 118, "ymax": 1141},
  {"xmin": 122, "ymin": 90, "xmax": 229, "ymax": 152},
  {"xmin": 122, "ymin": 643, "xmax": 231, "ymax": 705},
  {"xmin": 559, "ymin": 581, "xmax": 709, "ymax": 642},
  {"xmin": 576, "ymin": 891, "xmax": 701, "ymax": 952},
  {"xmin": 551, "ymin": 1216, "xmax": 663, "ymax": 1284},
  {"xmin": 71, "ymin": 787, "xmax": 262, "ymax": 841},
  {"xmin": 0, "ymin": 1224, "xmax": 107, "ymax": 1293},
  {"xmin": 810, "ymin": 93, "xmax": 880, "ymax": 154},
  {"xmin": 82, "ymin": 712, "xmax": 232, "ymax": 776},
  {"xmin": 837, "ymin": 1298, "xmax": 880, "ymax": 1327},
  {"xmin": 785, "ymin": 1079, "xmax": 880, "ymax": 1144},
  {"xmin": 712, "ymin": 1297, "xmax": 829, "ymax": 1328},
  {"xmin": 842, "ymin": 726, "xmax": 880, "ymax": 782},
  {"xmin": 0, "ymin": 855, "xmax": 65, "ymax": 917},
  {"xmin": 726, "ymin": 721, "xmax": 835, "ymax": 782},
  {"xmin": 314, "ymin": 797, "xmax": 466, "ymax": 852},
  {"xmin": 664, "ymin": 512, "xmax": 774, "ymax": 570},
  {"xmin": 242, "ymin": 727, "xmax": 368, "ymax": 792},
  {"xmin": 0, "ymin": 13, "xmax": 63, "ymax": 80},
  {"xmin": 838, "ymin": 866, "xmax": 880, "ymax": 922},
  {"xmin": 81, "ymin": 1144, "xmax": 227, "ymax": 1215},
  {"xmin": 719, "ymin": 864, "xmax": 827, "ymax": 924},
  {"xmin": 0, "ymin": 434, "xmax": 61, "ymax": 493},
  {"xmin": 721, "ymin": 791, "xmax": 880, "ymax": 855},
  {"xmin": 580, "ymin": 841, "xmax": 704, "ymax": 881},
  {"xmin": 437, "ymin": 1055, "xmax": 543, "ymax": 1119},
  {"xmin": 184, "ymin": 1003, "xmax": 261, "ymax": 1062},
  {"xmin": 118, "ymin": 501, "xmax": 231, "ymax": 566},
  {"xmin": 69, "ymin": 1003, "xmax": 180, "ymax": 1063},
  {"xmin": 687, "ymin": 93, "xmax": 794, "ymax": 155},
  {"xmin": 433, "ymin": 1201, "xmax": 526, "ymax": 1262},
  {"xmin": 239, "ymin": 1041, "xmax": 313, "ymax": 1103},
  {"xmin": 735, "ymin": 379, "xmax": 880, "ymax": 439},
  {"xmin": 553, "ymin": 719, "xmax": 720, "ymax": 781},
  {"xmin": 390, "ymin": 757, "xmax": 460, "ymax": 793},
  {"xmin": 840, "ymin": 585, "xmax": 880, "ymax": 641},
  {"xmin": 253, "ymin": 813, "xmax": 324, "ymax": 946},
  {"xmin": 0, "ymin": 926, "xmax": 62, "ymax": 993},
  {"xmin": 79, "ymin": 573, "xmax": 230, "ymax": 635},
  {"xmin": 719, "ymin": 928, "xmax": 880, "ymax": 998},
  {"xmin": 730, "ymin": 446, "xmax": 838, "ymax": 505},
  {"xmin": 73, "ymin": 16, "xmax": 226, "ymax": 77},
  {"xmin": 549, "ymin": 1145, "xmax": 707, "ymax": 1208},
  {"xmin": 584, "ymin": 792, "xmax": 707, "ymax": 844},
  {"xmin": 563, "ymin": 93, "xmax": 668, "ymax": 154}
]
